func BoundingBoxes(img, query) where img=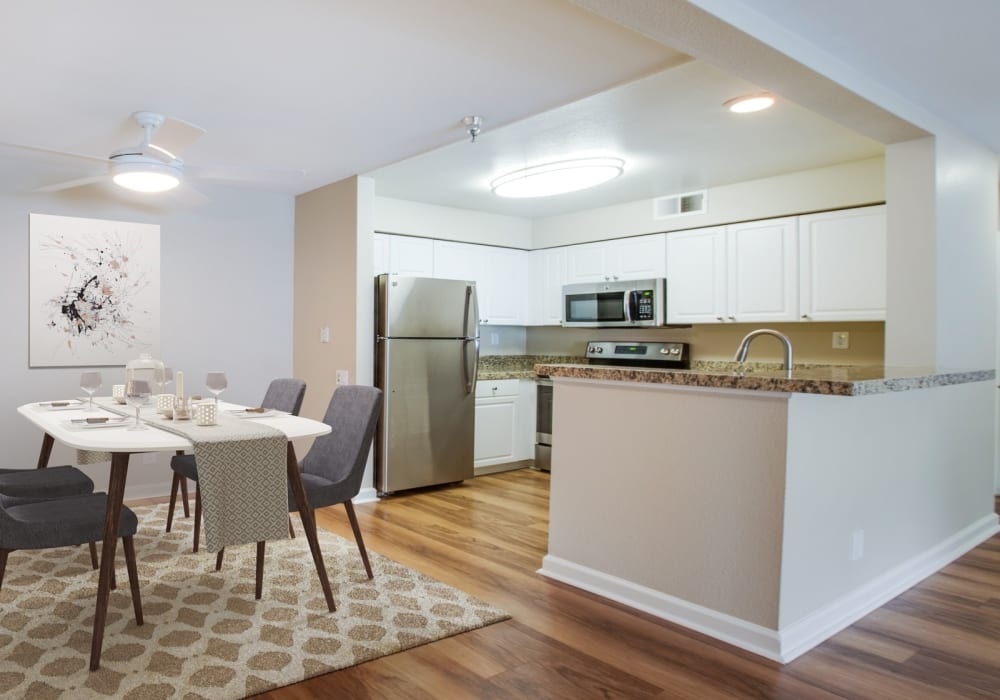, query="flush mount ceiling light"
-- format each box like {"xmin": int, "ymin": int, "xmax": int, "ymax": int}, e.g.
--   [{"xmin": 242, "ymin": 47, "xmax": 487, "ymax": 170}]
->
[
  {"xmin": 491, "ymin": 157, "xmax": 625, "ymax": 198},
  {"xmin": 724, "ymin": 93, "xmax": 776, "ymax": 114},
  {"xmin": 110, "ymin": 154, "xmax": 183, "ymax": 193}
]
